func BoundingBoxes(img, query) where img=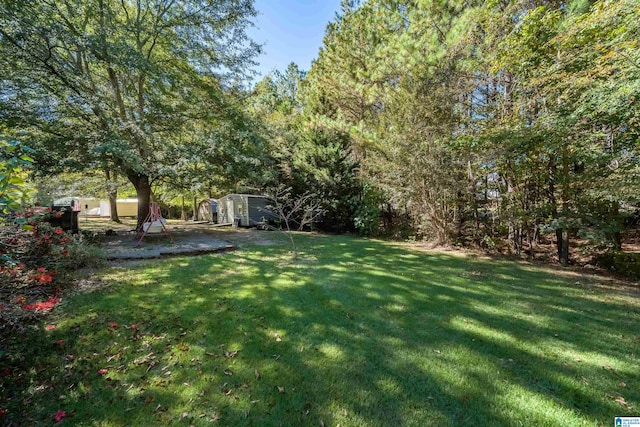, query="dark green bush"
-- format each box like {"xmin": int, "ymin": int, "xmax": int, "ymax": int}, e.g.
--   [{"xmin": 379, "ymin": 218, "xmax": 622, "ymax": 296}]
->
[{"xmin": 594, "ymin": 251, "xmax": 640, "ymax": 279}]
